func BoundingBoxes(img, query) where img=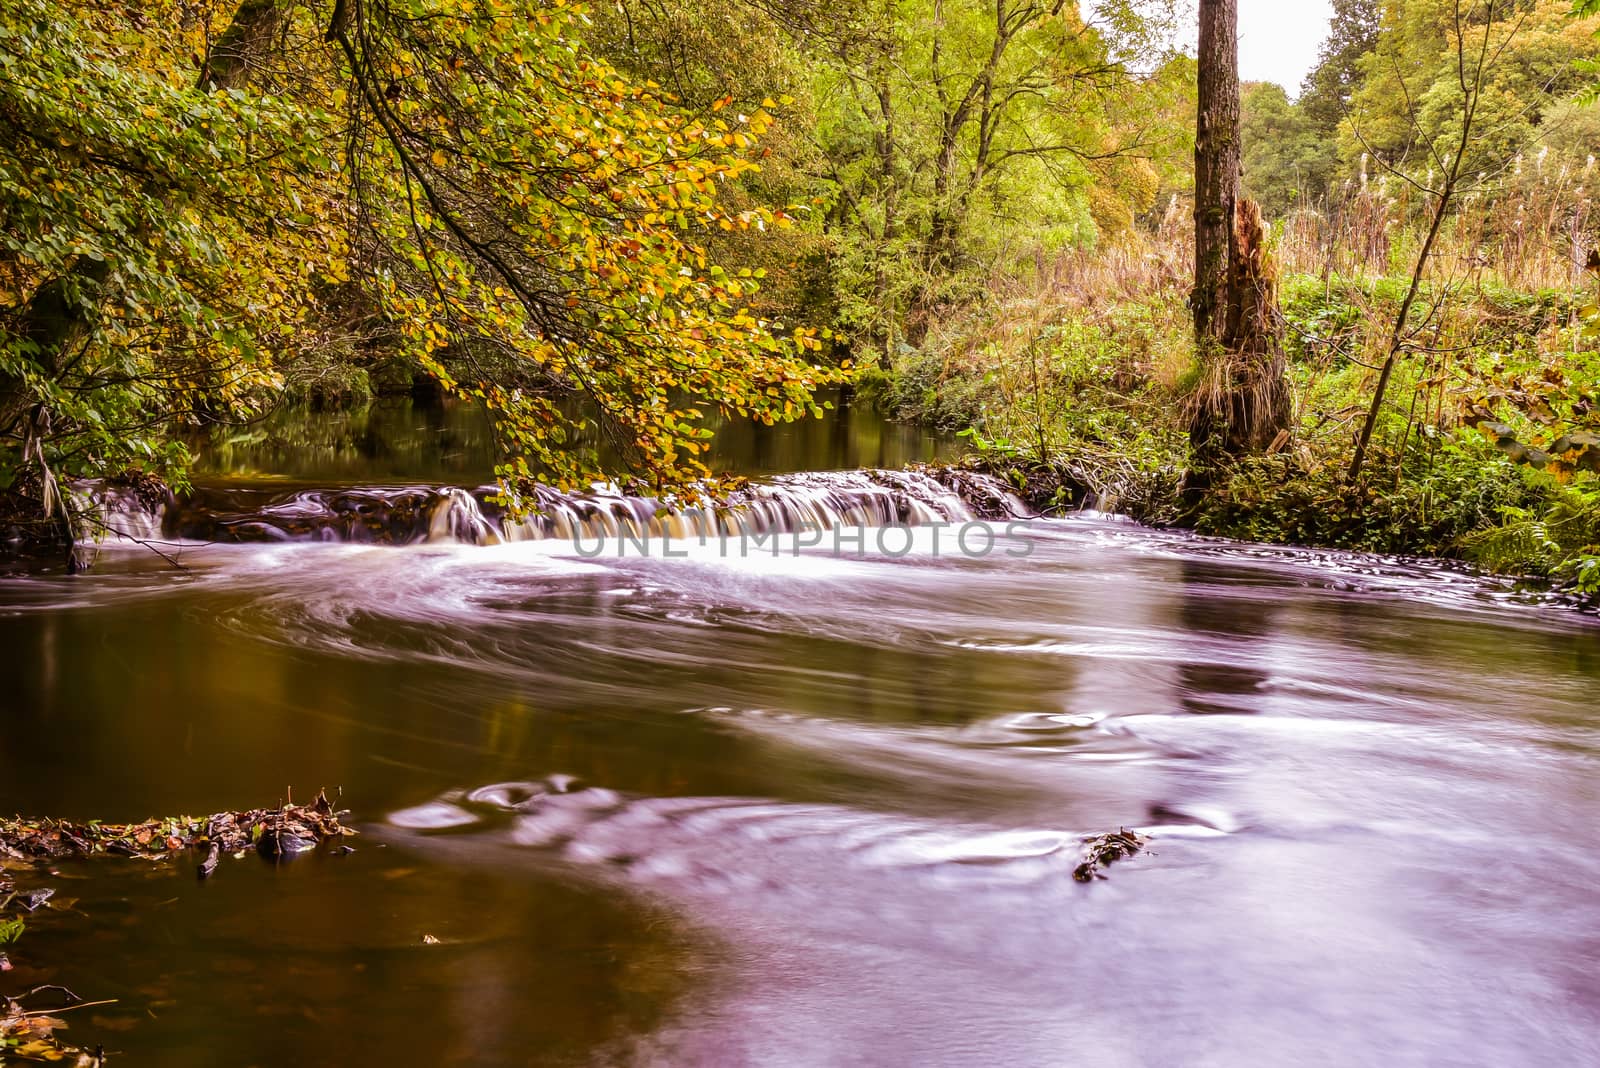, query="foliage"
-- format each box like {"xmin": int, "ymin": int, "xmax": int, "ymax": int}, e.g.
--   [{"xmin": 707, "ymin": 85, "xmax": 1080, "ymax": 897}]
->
[
  {"xmin": 567, "ymin": 0, "xmax": 835, "ymax": 323},
  {"xmin": 1572, "ymin": 0, "xmax": 1600, "ymax": 103},
  {"xmin": 1343, "ymin": 0, "xmax": 1597, "ymax": 179},
  {"xmin": 800, "ymin": 0, "xmax": 1190, "ymax": 361},
  {"xmin": 1240, "ymin": 83, "xmax": 1322, "ymax": 219},
  {"xmin": 965, "ymin": 318, "xmax": 1161, "ymax": 463},
  {"xmin": 596, "ymin": 0, "xmax": 1600, "ymax": 590},
  {"xmin": 1458, "ymin": 484, "xmax": 1600, "ymax": 579},
  {"xmin": 1296, "ymin": 0, "xmax": 1382, "ymax": 195},
  {"xmin": 0, "ymin": 0, "xmax": 850, "ymax": 529},
  {"xmin": 334, "ymin": 0, "xmax": 843, "ymax": 495},
  {"xmin": 1237, "ymin": 2, "xmax": 1380, "ymax": 214},
  {"xmin": 1237, "ymin": 1, "xmax": 1598, "ymax": 231},
  {"xmin": 0, "ymin": 0, "xmax": 342, "ymax": 490},
  {"xmin": 1190, "ymin": 437, "xmax": 1546, "ymax": 555},
  {"xmin": 1453, "ymin": 251, "xmax": 1600, "ymax": 471},
  {"xmin": 869, "ymin": 254, "xmax": 1191, "ymax": 517}
]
